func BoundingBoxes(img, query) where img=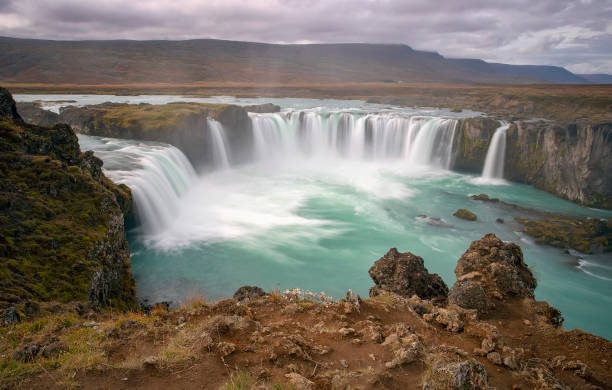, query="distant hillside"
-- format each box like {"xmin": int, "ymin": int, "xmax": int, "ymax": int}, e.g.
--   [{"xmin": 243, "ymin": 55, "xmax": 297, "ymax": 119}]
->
[
  {"xmin": 0, "ymin": 37, "xmax": 589, "ymax": 85},
  {"xmin": 578, "ymin": 74, "xmax": 612, "ymax": 84}
]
